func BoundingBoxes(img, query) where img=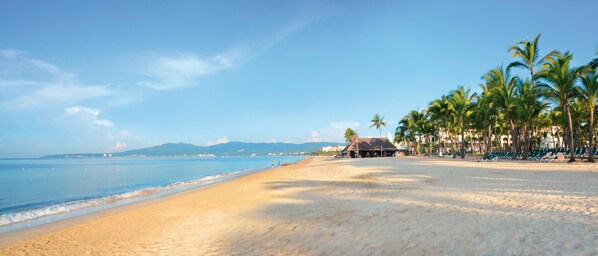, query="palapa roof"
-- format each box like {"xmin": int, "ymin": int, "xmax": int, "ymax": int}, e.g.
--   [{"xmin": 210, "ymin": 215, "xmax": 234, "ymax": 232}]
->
[{"xmin": 343, "ymin": 138, "xmax": 399, "ymax": 152}]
